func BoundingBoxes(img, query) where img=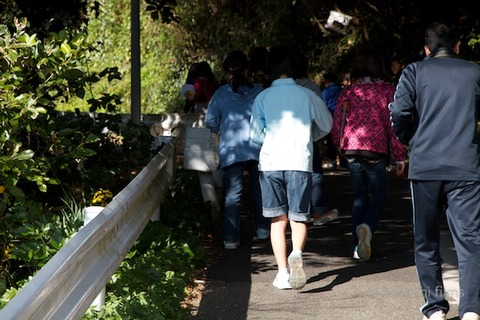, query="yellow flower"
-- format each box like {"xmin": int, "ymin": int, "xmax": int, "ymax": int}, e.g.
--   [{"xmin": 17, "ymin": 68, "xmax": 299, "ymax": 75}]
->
[
  {"xmin": 0, "ymin": 186, "xmax": 5, "ymax": 194},
  {"xmin": 3, "ymin": 244, "xmax": 10, "ymax": 261},
  {"xmin": 91, "ymin": 189, "xmax": 113, "ymax": 207}
]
